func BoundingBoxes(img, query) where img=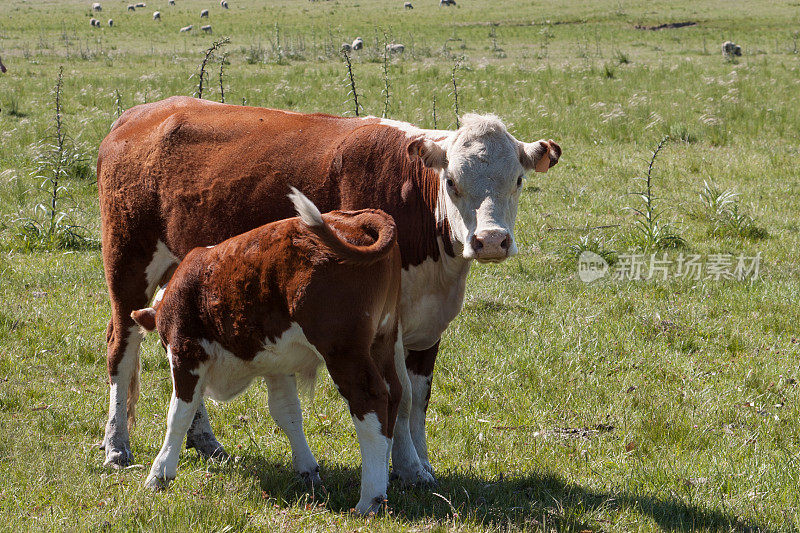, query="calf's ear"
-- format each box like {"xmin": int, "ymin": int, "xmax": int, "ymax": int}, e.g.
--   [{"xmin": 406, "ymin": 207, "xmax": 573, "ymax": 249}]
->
[
  {"xmin": 131, "ymin": 308, "xmax": 157, "ymax": 332},
  {"xmin": 408, "ymin": 138, "xmax": 448, "ymax": 171},
  {"xmin": 519, "ymin": 139, "xmax": 561, "ymax": 173}
]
